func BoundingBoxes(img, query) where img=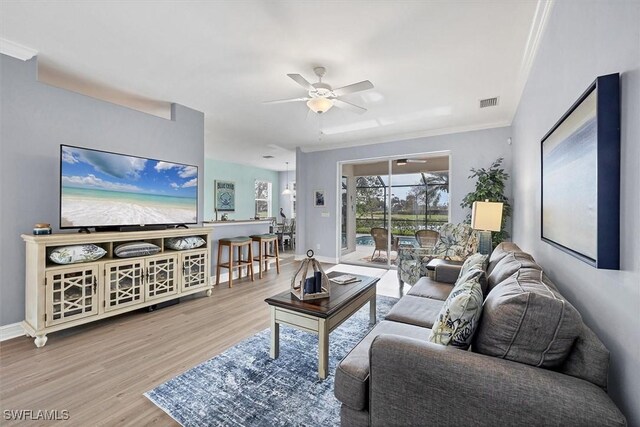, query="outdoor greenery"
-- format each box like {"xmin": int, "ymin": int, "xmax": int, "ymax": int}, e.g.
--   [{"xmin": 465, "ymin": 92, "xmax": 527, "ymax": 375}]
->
[
  {"xmin": 460, "ymin": 157, "xmax": 512, "ymax": 245},
  {"xmin": 355, "ymin": 172, "xmax": 449, "ymax": 236}
]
